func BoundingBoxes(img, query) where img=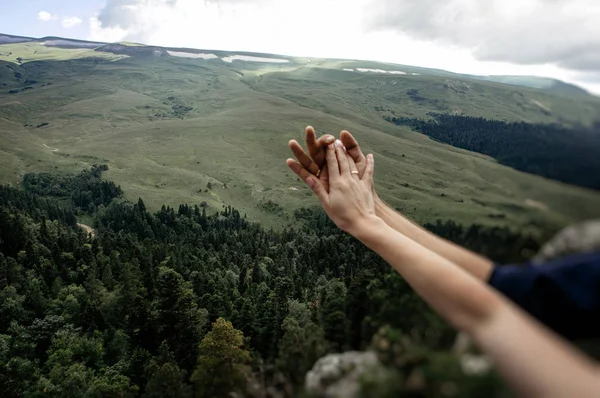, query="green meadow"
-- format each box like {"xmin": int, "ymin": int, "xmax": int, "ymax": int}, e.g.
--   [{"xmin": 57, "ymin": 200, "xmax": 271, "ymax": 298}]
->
[{"xmin": 1, "ymin": 39, "xmax": 599, "ymax": 234}]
